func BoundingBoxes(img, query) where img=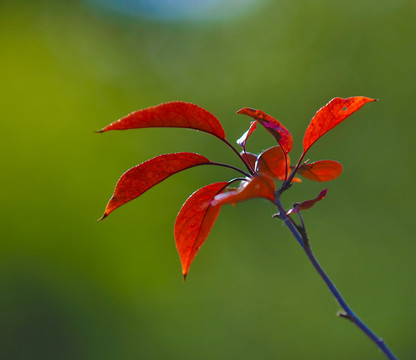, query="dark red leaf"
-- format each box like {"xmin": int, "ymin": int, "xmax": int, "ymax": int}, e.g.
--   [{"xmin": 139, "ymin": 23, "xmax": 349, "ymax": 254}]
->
[
  {"xmin": 240, "ymin": 151, "xmax": 257, "ymax": 172},
  {"xmin": 297, "ymin": 160, "xmax": 343, "ymax": 182},
  {"xmin": 256, "ymin": 146, "xmax": 287, "ymax": 180},
  {"xmin": 256, "ymin": 146, "xmax": 302, "ymax": 182},
  {"xmin": 211, "ymin": 175, "xmax": 275, "ymax": 206},
  {"xmin": 286, "ymin": 189, "xmax": 328, "ymax": 215},
  {"xmin": 175, "ymin": 182, "xmax": 228, "ymax": 279},
  {"xmin": 96, "ymin": 101, "xmax": 226, "ymax": 140},
  {"xmin": 303, "ymin": 97, "xmax": 376, "ymax": 154},
  {"xmin": 237, "ymin": 121, "xmax": 257, "ymax": 148},
  {"xmin": 99, "ymin": 152, "xmax": 210, "ymax": 220},
  {"xmin": 237, "ymin": 107, "xmax": 293, "ymax": 153}
]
